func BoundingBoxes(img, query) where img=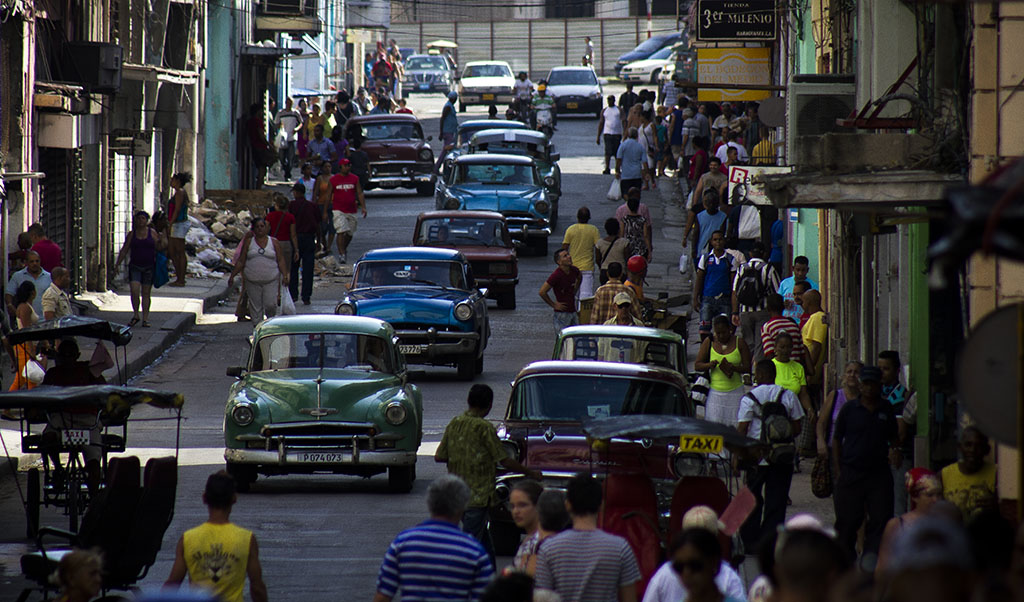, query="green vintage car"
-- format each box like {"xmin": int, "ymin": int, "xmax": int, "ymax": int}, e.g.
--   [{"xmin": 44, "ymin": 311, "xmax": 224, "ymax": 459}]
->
[
  {"xmin": 551, "ymin": 325, "xmax": 686, "ymax": 374},
  {"xmin": 468, "ymin": 128, "xmax": 562, "ymax": 199},
  {"xmin": 223, "ymin": 315, "xmax": 423, "ymax": 493}
]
